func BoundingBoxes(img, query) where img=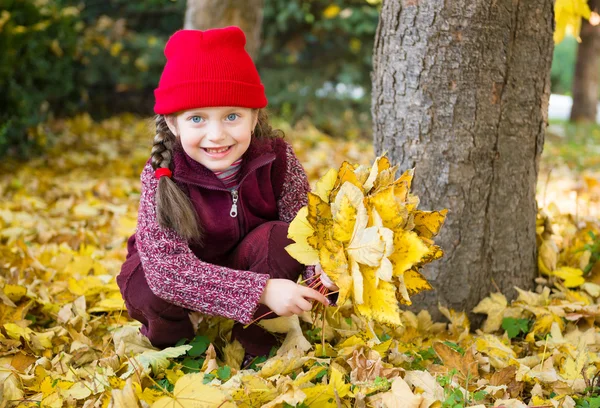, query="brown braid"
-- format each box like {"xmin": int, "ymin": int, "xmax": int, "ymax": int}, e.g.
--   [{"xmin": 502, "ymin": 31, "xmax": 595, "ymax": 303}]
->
[{"xmin": 152, "ymin": 115, "xmax": 202, "ymax": 242}]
